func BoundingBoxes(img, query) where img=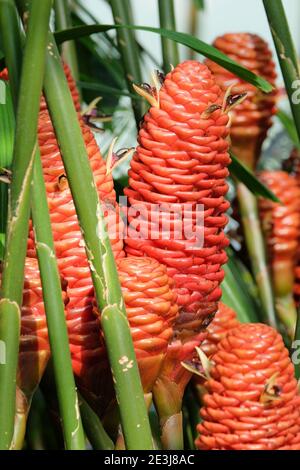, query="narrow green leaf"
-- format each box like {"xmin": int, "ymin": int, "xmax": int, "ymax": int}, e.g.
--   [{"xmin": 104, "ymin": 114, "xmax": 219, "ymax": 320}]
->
[
  {"xmin": 54, "ymin": 24, "xmax": 273, "ymax": 93},
  {"xmin": 229, "ymin": 152, "xmax": 280, "ymax": 202},
  {"xmin": 78, "ymin": 80, "xmax": 141, "ymax": 100},
  {"xmin": 276, "ymin": 109, "xmax": 300, "ymax": 150},
  {"xmin": 222, "ymin": 264, "xmax": 258, "ymax": 324},
  {"xmin": 0, "ymin": 0, "xmax": 52, "ymax": 449}
]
